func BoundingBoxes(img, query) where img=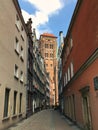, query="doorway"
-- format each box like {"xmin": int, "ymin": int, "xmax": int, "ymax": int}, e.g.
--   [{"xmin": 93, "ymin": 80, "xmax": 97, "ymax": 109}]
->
[{"xmin": 80, "ymin": 86, "xmax": 92, "ymax": 130}]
